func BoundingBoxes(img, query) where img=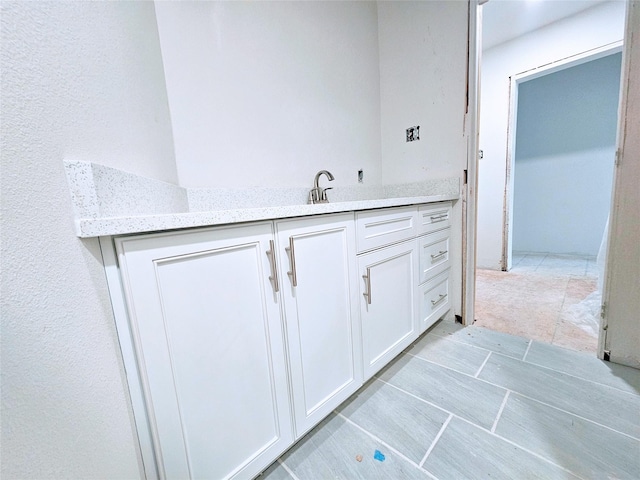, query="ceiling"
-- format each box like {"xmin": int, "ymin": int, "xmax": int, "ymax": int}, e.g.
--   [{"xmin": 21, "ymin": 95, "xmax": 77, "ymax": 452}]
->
[{"xmin": 482, "ymin": 0, "xmax": 613, "ymax": 50}]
